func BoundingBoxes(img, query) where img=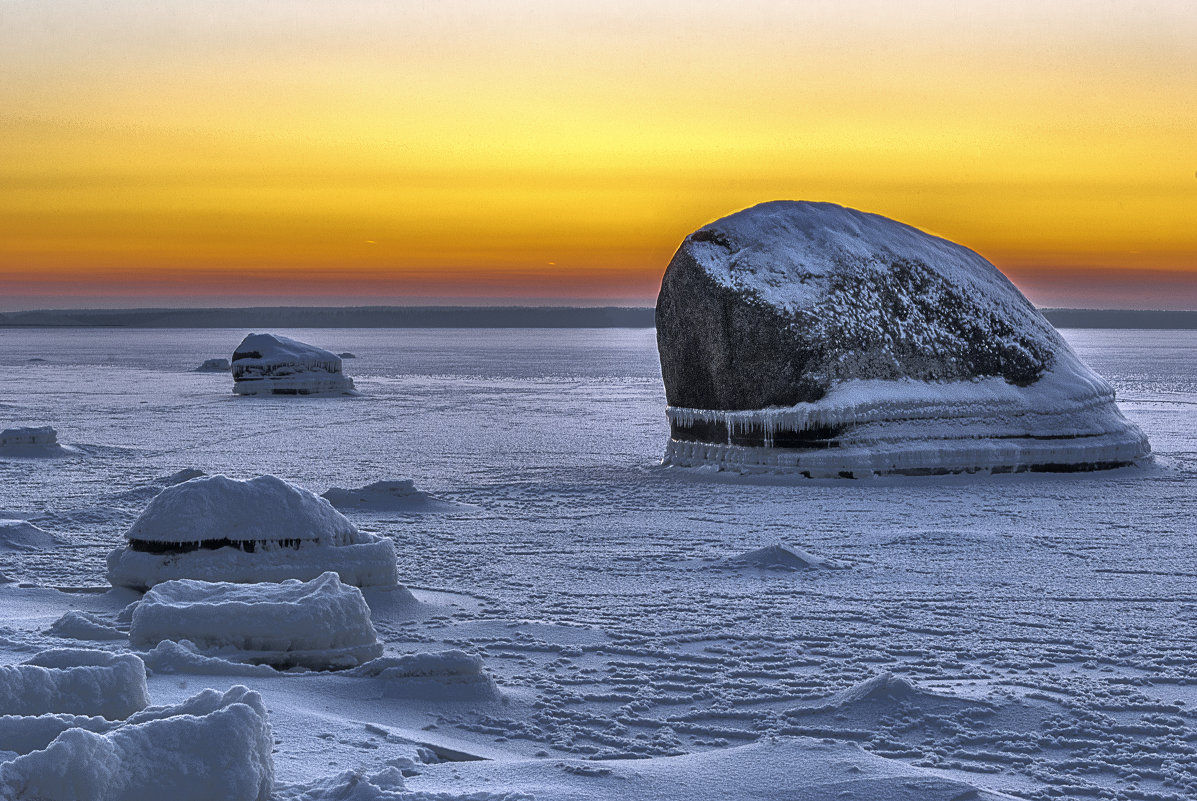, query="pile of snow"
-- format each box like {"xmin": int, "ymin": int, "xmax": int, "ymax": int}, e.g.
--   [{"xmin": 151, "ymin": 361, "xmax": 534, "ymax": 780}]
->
[
  {"xmin": 0, "ymin": 685, "xmax": 274, "ymax": 801},
  {"xmin": 194, "ymin": 357, "xmax": 230, "ymax": 372},
  {"xmin": 131, "ymin": 572, "xmax": 383, "ymax": 670},
  {"xmin": 0, "ymin": 426, "xmax": 71, "ymax": 457},
  {"xmin": 0, "ymin": 649, "xmax": 148, "ymax": 720},
  {"xmin": 721, "ymin": 543, "xmax": 841, "ymax": 571},
  {"xmin": 106, "ymin": 474, "xmax": 399, "ymax": 589},
  {"xmin": 141, "ymin": 639, "xmax": 278, "ymax": 677},
  {"xmin": 0, "ymin": 520, "xmax": 62, "ymax": 552},
  {"xmin": 656, "ymin": 201, "xmax": 1150, "ymax": 476},
  {"xmin": 348, "ymin": 650, "xmax": 500, "ymax": 699},
  {"xmin": 323, "ymin": 480, "xmax": 466, "ymax": 513},
  {"xmin": 231, "ymin": 333, "xmax": 356, "ymax": 396},
  {"xmin": 47, "ymin": 611, "xmax": 126, "ymax": 641}
]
